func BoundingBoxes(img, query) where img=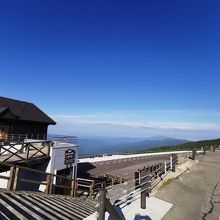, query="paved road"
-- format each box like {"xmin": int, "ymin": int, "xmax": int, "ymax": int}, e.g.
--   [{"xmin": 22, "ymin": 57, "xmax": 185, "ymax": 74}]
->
[{"xmin": 156, "ymin": 151, "xmax": 220, "ymax": 220}]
